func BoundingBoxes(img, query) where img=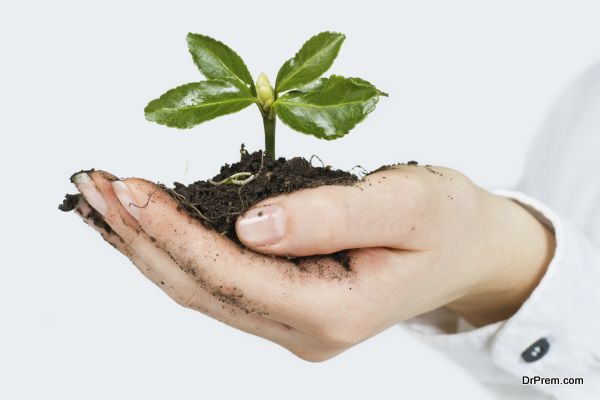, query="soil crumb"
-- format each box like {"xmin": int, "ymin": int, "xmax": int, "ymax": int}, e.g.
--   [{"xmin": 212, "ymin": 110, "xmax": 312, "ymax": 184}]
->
[
  {"xmin": 58, "ymin": 193, "xmax": 82, "ymax": 212},
  {"xmin": 370, "ymin": 160, "xmax": 420, "ymax": 174}
]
